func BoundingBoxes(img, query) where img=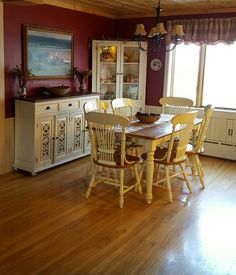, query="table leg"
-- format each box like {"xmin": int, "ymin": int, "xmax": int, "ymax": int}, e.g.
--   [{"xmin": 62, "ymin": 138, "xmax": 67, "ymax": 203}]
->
[{"xmin": 145, "ymin": 150, "xmax": 154, "ymax": 204}]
